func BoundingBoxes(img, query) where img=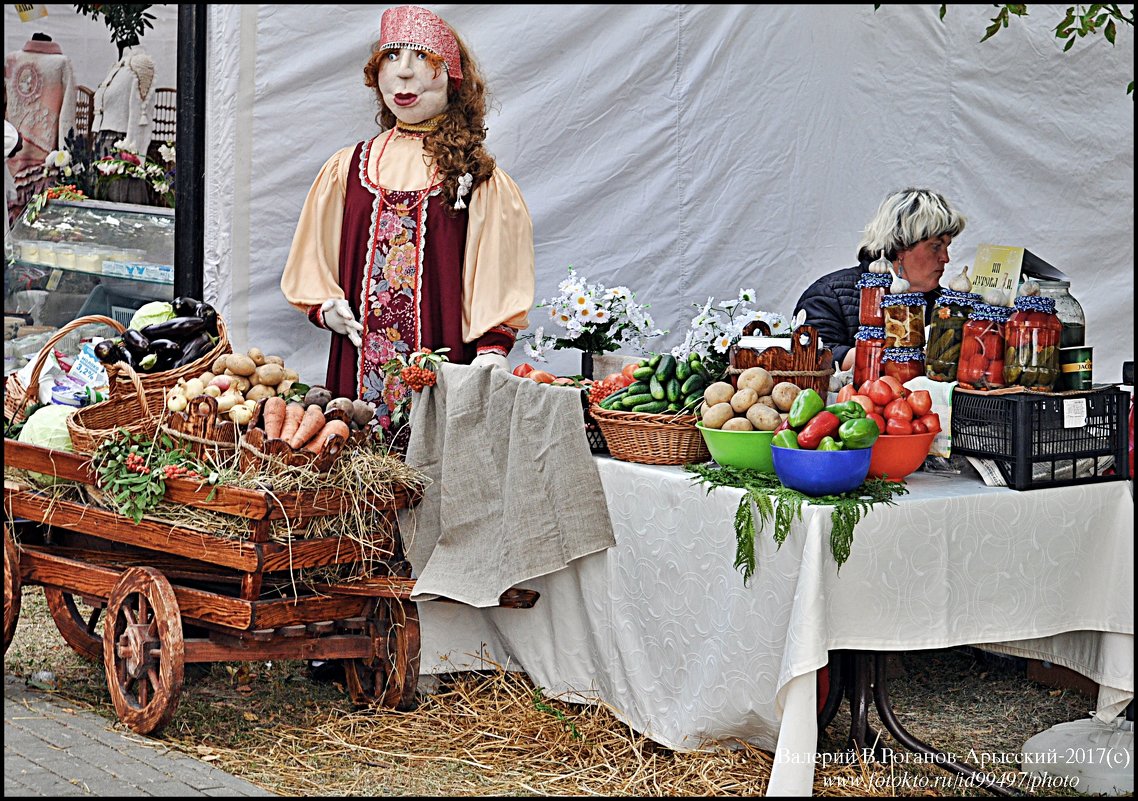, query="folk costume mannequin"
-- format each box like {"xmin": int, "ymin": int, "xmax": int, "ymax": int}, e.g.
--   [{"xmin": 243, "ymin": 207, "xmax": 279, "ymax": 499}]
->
[
  {"xmin": 4, "ymin": 33, "xmax": 76, "ymax": 207},
  {"xmin": 281, "ymin": 5, "xmax": 534, "ymax": 429}
]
